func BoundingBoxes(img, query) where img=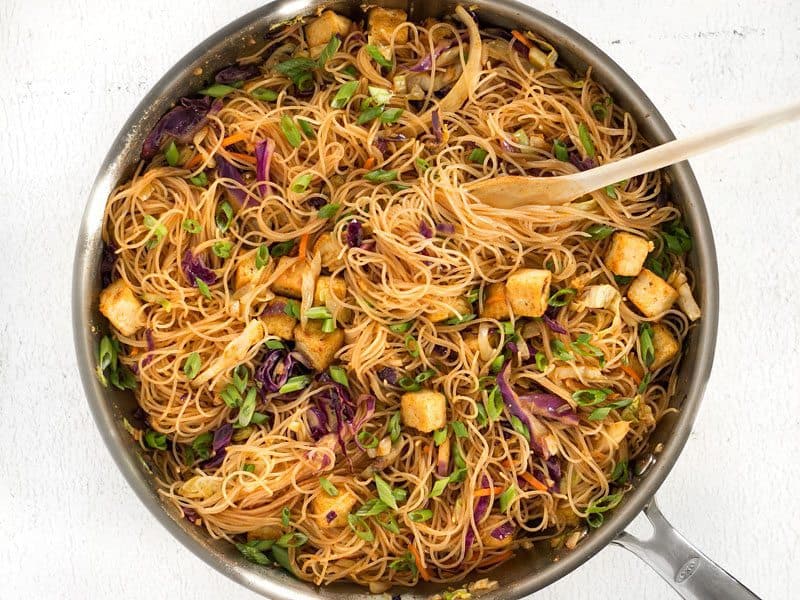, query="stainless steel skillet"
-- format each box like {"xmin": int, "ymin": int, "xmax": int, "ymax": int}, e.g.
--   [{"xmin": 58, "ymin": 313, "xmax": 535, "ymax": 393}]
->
[{"xmin": 72, "ymin": 1, "xmax": 757, "ymax": 598}]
